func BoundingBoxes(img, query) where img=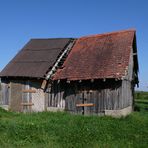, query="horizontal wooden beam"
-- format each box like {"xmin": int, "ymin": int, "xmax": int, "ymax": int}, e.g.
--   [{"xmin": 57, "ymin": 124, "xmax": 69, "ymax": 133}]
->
[
  {"xmin": 22, "ymin": 89, "xmax": 36, "ymax": 93},
  {"xmin": 133, "ymin": 53, "xmax": 137, "ymax": 56},
  {"xmin": 21, "ymin": 103, "xmax": 34, "ymax": 106},
  {"xmin": 76, "ymin": 103, "xmax": 95, "ymax": 107}
]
